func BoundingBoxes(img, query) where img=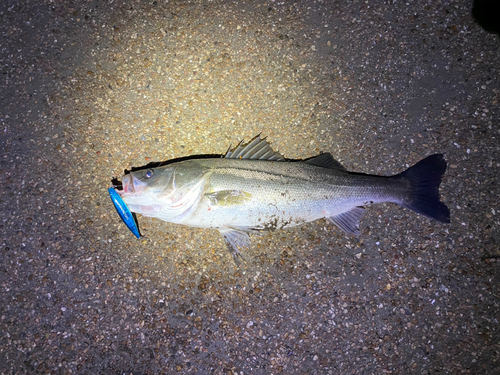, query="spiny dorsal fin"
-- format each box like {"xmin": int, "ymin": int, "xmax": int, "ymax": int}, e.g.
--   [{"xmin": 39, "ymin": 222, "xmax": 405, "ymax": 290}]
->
[
  {"xmin": 305, "ymin": 153, "xmax": 347, "ymax": 171},
  {"xmin": 225, "ymin": 135, "xmax": 285, "ymax": 161}
]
